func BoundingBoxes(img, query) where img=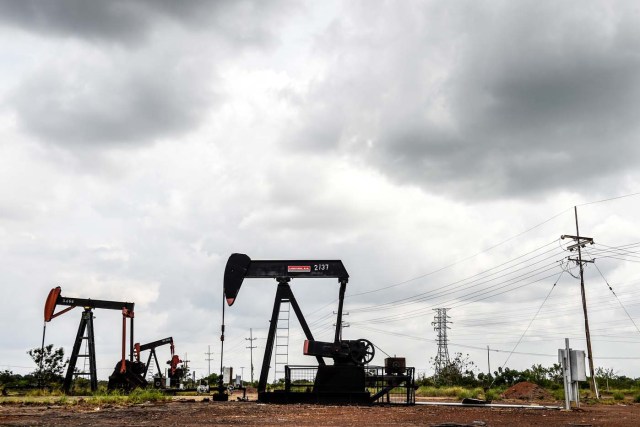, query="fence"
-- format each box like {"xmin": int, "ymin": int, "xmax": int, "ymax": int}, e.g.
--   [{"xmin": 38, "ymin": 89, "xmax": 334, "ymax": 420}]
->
[{"xmin": 284, "ymin": 365, "xmax": 415, "ymax": 405}]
